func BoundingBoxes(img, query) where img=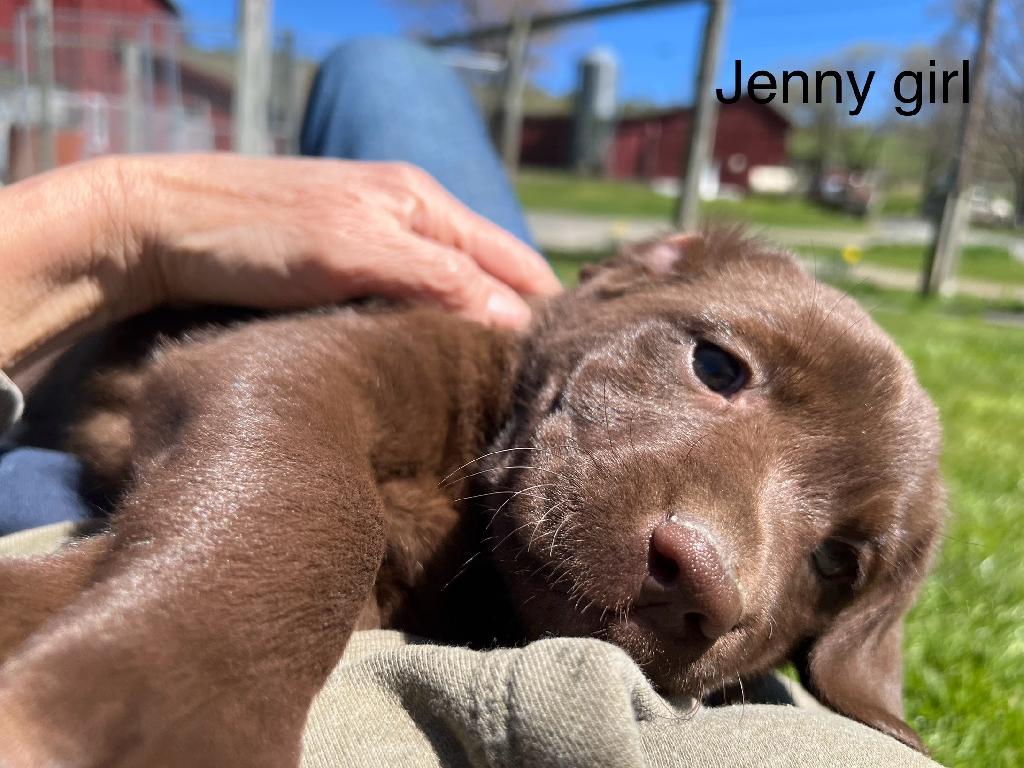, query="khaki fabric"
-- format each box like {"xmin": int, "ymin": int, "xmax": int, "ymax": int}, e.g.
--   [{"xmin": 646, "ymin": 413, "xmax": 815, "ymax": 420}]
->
[
  {"xmin": 1, "ymin": 523, "xmax": 941, "ymax": 768},
  {"xmin": 0, "ymin": 520, "xmax": 79, "ymax": 557},
  {"xmin": 0, "ymin": 367, "xmax": 23, "ymax": 434}
]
